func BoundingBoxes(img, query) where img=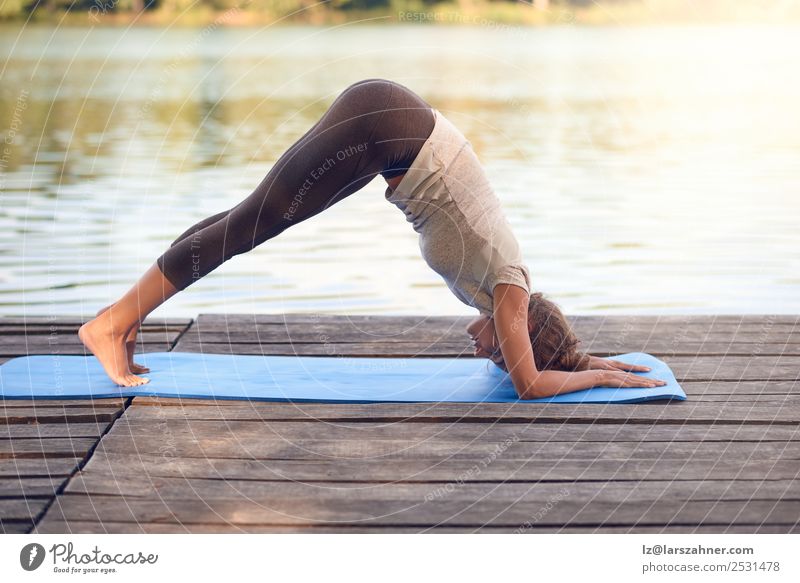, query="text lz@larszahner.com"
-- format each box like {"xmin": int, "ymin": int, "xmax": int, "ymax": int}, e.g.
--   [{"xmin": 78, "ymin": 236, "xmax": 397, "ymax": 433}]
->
[{"xmin": 49, "ymin": 542, "xmax": 158, "ymax": 573}]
